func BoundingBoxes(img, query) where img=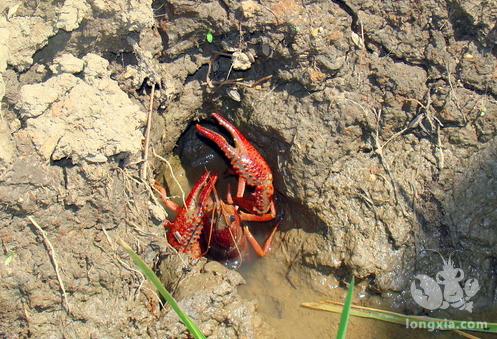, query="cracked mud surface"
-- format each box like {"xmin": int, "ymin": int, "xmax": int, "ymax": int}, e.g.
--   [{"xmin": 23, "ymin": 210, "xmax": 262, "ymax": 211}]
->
[{"xmin": 1, "ymin": 0, "xmax": 496, "ymax": 338}]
